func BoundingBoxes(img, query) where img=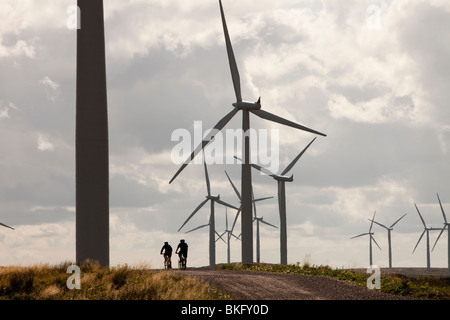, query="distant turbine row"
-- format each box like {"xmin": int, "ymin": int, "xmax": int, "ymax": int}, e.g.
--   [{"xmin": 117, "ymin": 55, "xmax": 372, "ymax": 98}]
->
[{"xmin": 351, "ymin": 193, "xmax": 449, "ymax": 276}]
